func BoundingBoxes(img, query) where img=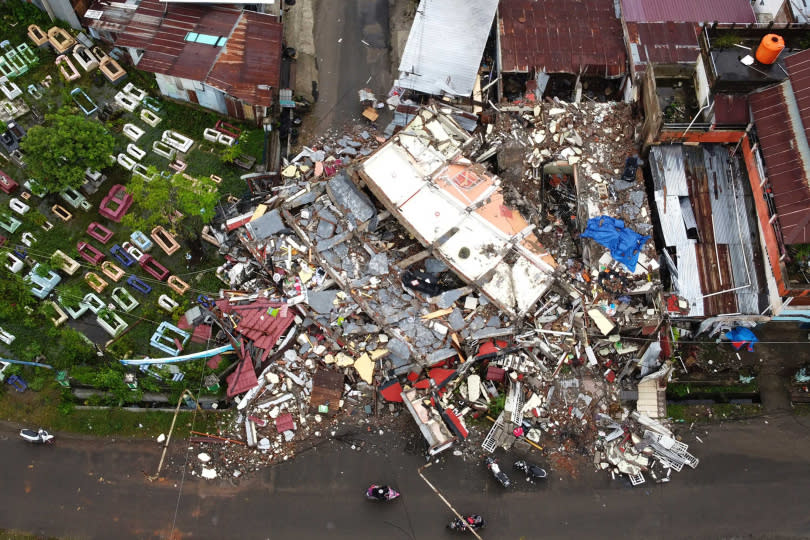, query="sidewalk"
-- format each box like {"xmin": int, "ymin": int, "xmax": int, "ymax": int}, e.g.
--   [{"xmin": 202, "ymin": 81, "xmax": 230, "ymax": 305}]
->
[{"xmin": 283, "ymin": 0, "xmax": 318, "ymax": 103}]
